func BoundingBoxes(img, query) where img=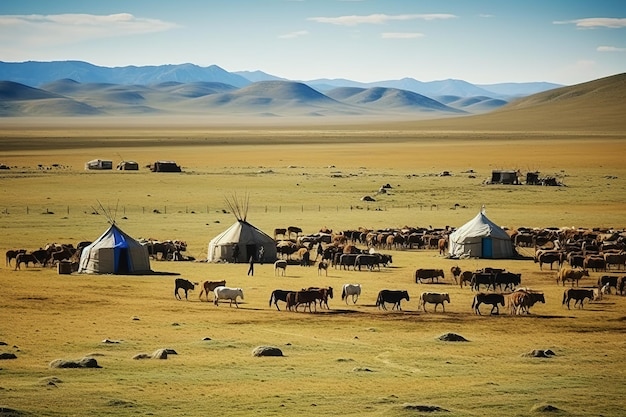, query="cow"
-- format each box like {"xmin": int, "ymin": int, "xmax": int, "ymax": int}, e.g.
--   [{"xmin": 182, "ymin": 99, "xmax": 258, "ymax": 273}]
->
[
  {"xmin": 198, "ymin": 280, "xmax": 226, "ymax": 301},
  {"xmin": 597, "ymin": 276, "xmax": 619, "ymax": 294},
  {"xmin": 355, "ymin": 254, "xmax": 380, "ymax": 271},
  {"xmin": 493, "ymin": 271, "xmax": 522, "ymax": 291},
  {"xmin": 418, "ymin": 292, "xmax": 450, "ymax": 312},
  {"xmin": 415, "ymin": 268, "xmax": 445, "ymax": 283},
  {"xmin": 5, "ymin": 249, "xmax": 26, "ymax": 266},
  {"xmin": 556, "ymin": 267, "xmax": 589, "ymax": 286},
  {"xmin": 535, "ymin": 250, "xmax": 563, "ymax": 270},
  {"xmin": 471, "ymin": 293, "xmax": 505, "ymax": 315},
  {"xmin": 458, "ymin": 271, "xmax": 473, "ymax": 288},
  {"xmin": 508, "ymin": 289, "xmax": 545, "ymax": 314},
  {"xmin": 268, "ymin": 289, "xmax": 296, "ymax": 311},
  {"xmin": 285, "ymin": 292, "xmax": 297, "ymax": 311},
  {"xmin": 438, "ymin": 238, "xmax": 448, "ymax": 255},
  {"xmin": 562, "ymin": 288, "xmax": 595, "ymax": 309},
  {"xmin": 583, "ymin": 255, "xmax": 606, "ymax": 272},
  {"xmin": 376, "ymin": 290, "xmax": 409, "ymax": 311},
  {"xmin": 294, "ymin": 289, "xmax": 322, "ymax": 312},
  {"xmin": 317, "ymin": 261, "xmax": 328, "ymax": 276},
  {"xmin": 274, "ymin": 260, "xmax": 287, "ymax": 276},
  {"xmin": 619, "ymin": 276, "xmax": 626, "ymax": 296},
  {"xmin": 174, "ymin": 278, "xmax": 196, "ymax": 300},
  {"xmin": 338, "ymin": 254, "xmax": 359, "ymax": 270},
  {"xmin": 470, "ymin": 272, "xmax": 496, "ymax": 291},
  {"xmin": 604, "ymin": 252, "xmax": 626, "ymax": 270},
  {"xmin": 14, "ymin": 249, "xmax": 48, "ymax": 270},
  {"xmin": 213, "ymin": 286, "xmax": 244, "ymax": 308},
  {"xmin": 450, "ymin": 265, "xmax": 461, "ymax": 284}
]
